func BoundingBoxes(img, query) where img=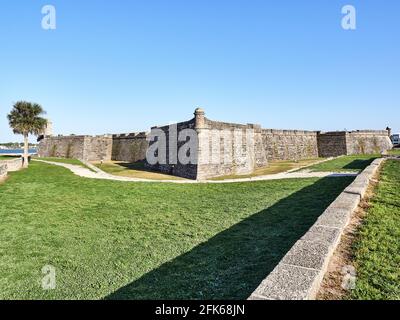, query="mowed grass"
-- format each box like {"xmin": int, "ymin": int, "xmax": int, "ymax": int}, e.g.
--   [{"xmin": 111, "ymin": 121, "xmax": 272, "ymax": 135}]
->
[
  {"xmin": 0, "ymin": 162, "xmax": 353, "ymax": 300},
  {"xmin": 387, "ymin": 149, "xmax": 400, "ymax": 156},
  {"xmin": 35, "ymin": 157, "xmax": 85, "ymax": 166},
  {"xmin": 92, "ymin": 161, "xmax": 185, "ymax": 180},
  {"xmin": 307, "ymin": 155, "xmax": 379, "ymax": 173},
  {"xmin": 211, "ymin": 158, "xmax": 322, "ymax": 180},
  {"xmin": 350, "ymin": 160, "xmax": 400, "ymax": 300},
  {"xmin": 35, "ymin": 157, "xmax": 95, "ymax": 172}
]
